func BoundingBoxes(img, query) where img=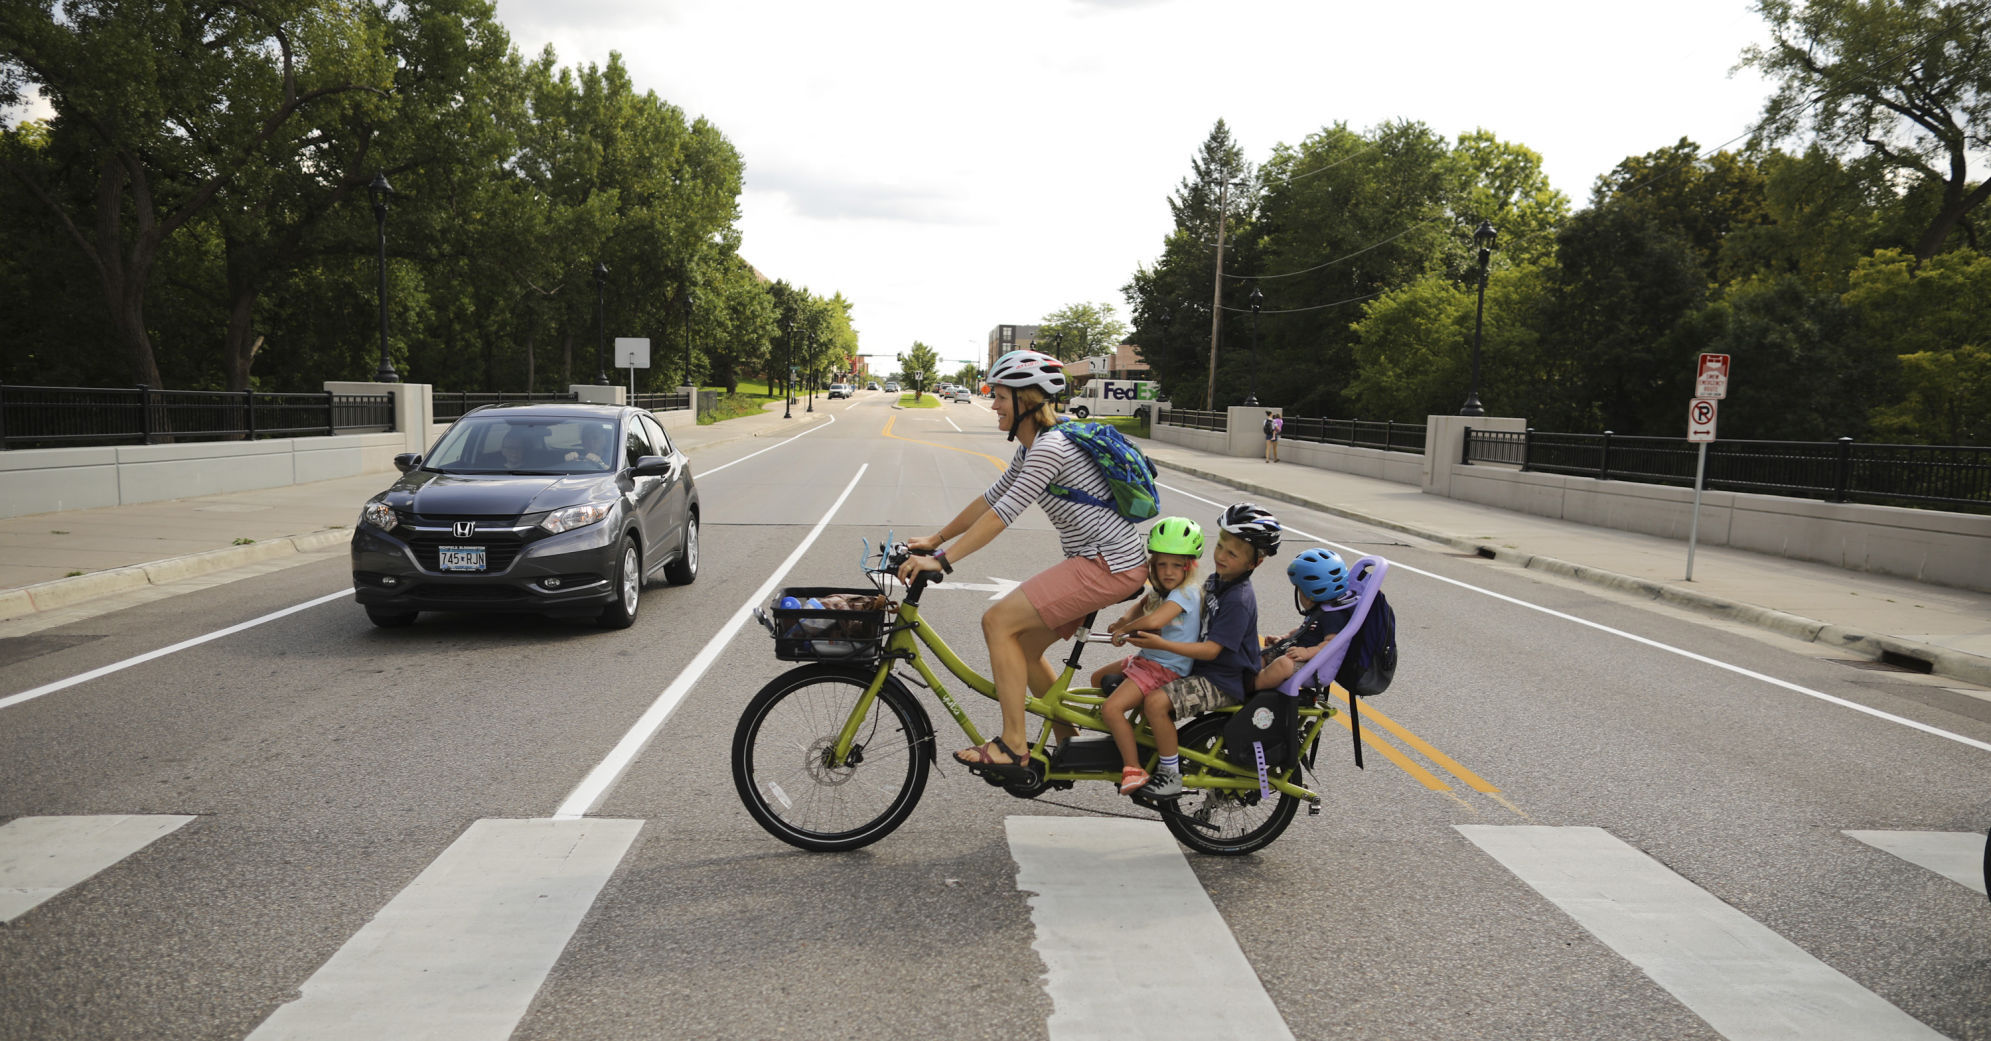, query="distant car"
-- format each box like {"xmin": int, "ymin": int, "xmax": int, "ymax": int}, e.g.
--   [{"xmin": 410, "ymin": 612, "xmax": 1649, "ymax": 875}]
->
[
  {"xmin": 949, "ymin": 386, "xmax": 972, "ymax": 402},
  {"xmin": 884, "ymin": 381, "xmax": 901, "ymax": 393},
  {"xmin": 350, "ymin": 402, "xmax": 698, "ymax": 630},
  {"xmin": 866, "ymin": 381, "xmax": 880, "ymax": 391},
  {"xmin": 828, "ymin": 384, "xmax": 853, "ymax": 399}
]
